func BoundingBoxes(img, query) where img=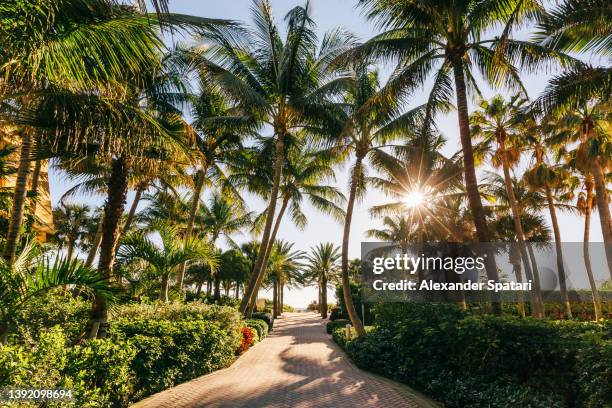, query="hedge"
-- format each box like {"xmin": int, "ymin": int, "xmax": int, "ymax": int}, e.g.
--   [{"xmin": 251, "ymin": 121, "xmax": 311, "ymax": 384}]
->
[
  {"xmin": 1, "ymin": 302, "xmax": 244, "ymax": 407},
  {"xmin": 245, "ymin": 319, "xmax": 269, "ymax": 339},
  {"xmin": 326, "ymin": 319, "xmax": 350, "ymax": 334},
  {"xmin": 251, "ymin": 312, "xmax": 274, "ymax": 331},
  {"xmin": 335, "ymin": 303, "xmax": 612, "ymax": 408}
]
